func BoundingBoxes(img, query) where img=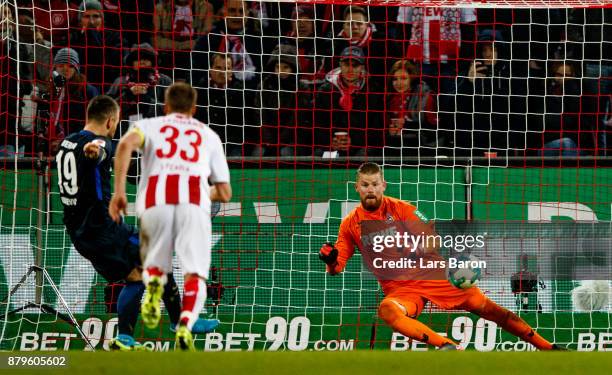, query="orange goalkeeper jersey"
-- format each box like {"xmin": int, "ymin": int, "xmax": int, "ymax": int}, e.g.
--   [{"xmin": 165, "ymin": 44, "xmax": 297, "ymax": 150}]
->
[{"xmin": 330, "ymin": 196, "xmax": 446, "ymax": 295}]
